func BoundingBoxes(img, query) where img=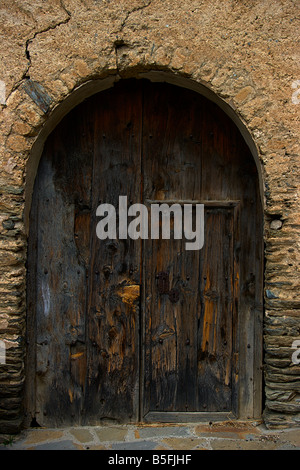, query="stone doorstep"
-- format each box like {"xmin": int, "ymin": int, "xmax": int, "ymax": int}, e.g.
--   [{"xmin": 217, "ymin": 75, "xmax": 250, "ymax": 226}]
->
[
  {"xmin": 20, "ymin": 429, "xmax": 65, "ymax": 445},
  {"xmin": 194, "ymin": 421, "xmax": 265, "ymax": 439},
  {"xmin": 1, "ymin": 422, "xmax": 299, "ymax": 450}
]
